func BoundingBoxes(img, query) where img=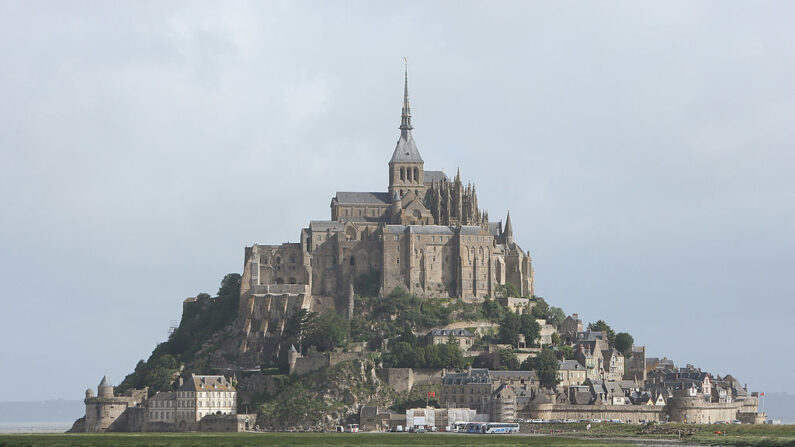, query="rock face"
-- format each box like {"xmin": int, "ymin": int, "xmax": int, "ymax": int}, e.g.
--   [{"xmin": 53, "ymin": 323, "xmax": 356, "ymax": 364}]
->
[{"xmin": 255, "ymin": 358, "xmax": 397, "ymax": 431}]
